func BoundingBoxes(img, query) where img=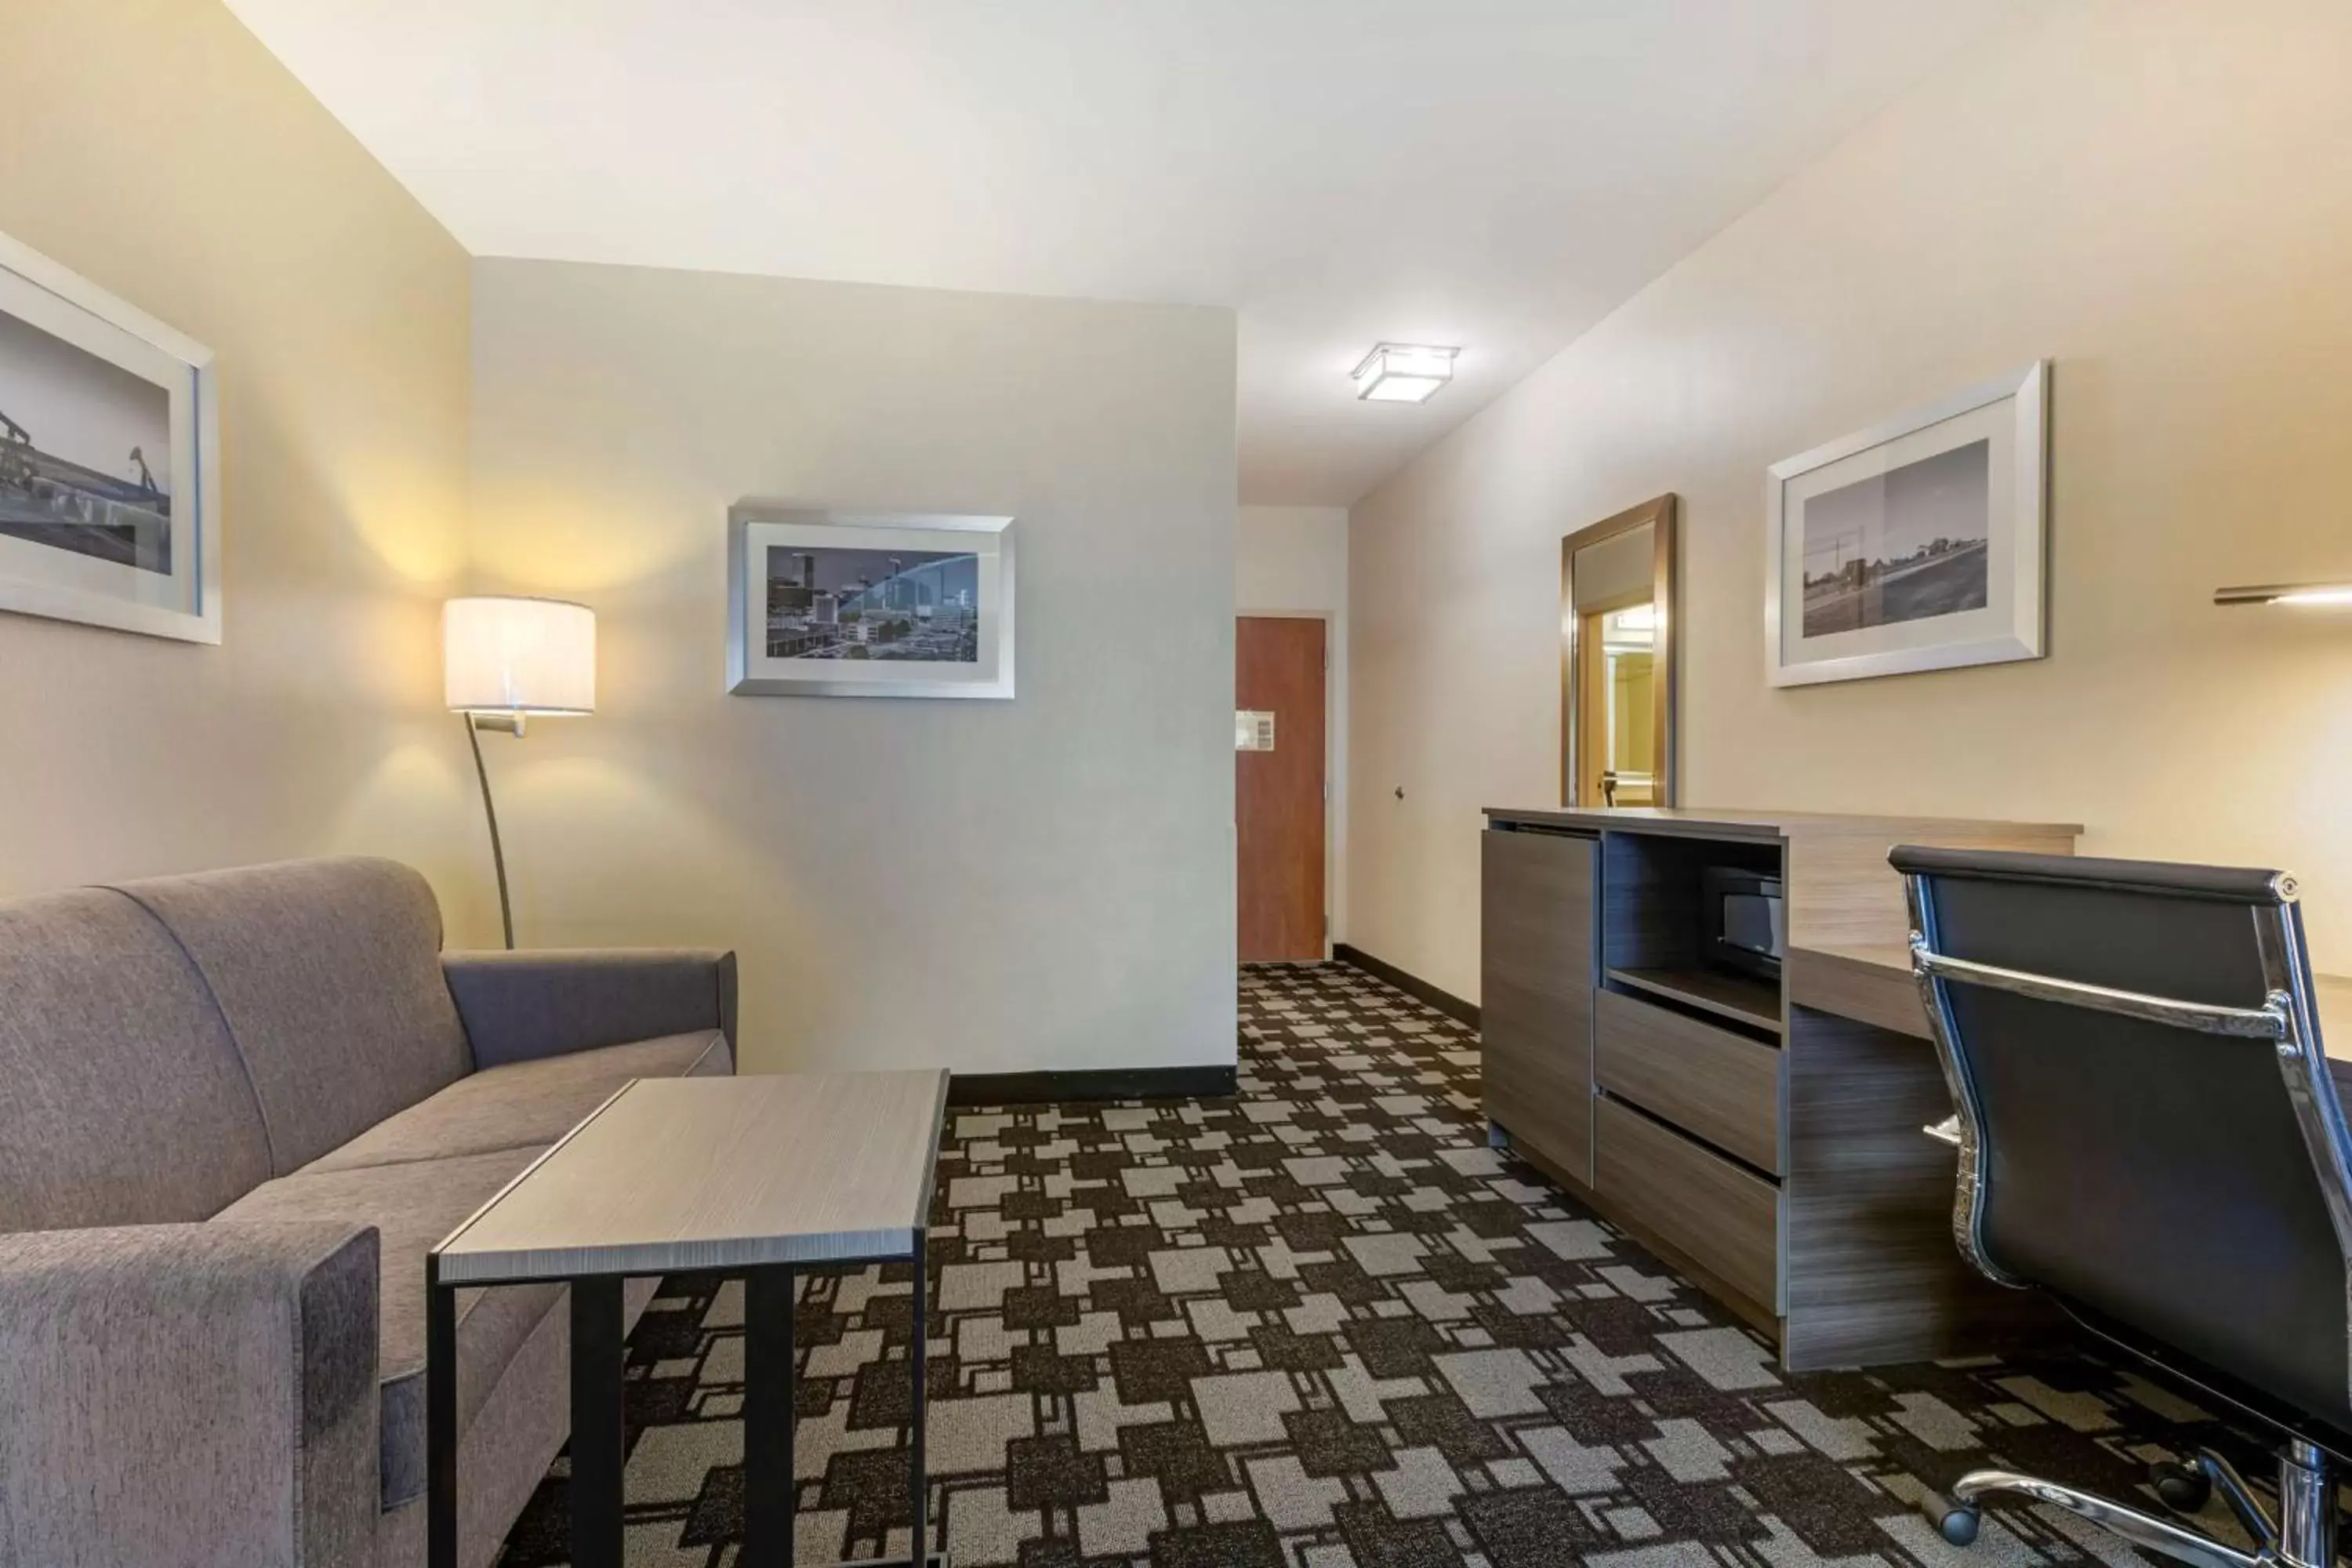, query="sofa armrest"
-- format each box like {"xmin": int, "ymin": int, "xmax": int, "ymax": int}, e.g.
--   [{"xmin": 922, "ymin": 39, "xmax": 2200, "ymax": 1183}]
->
[
  {"xmin": 0, "ymin": 1220, "xmax": 379, "ymax": 1568},
  {"xmin": 443, "ymin": 947, "xmax": 738, "ymax": 1069}
]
